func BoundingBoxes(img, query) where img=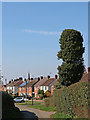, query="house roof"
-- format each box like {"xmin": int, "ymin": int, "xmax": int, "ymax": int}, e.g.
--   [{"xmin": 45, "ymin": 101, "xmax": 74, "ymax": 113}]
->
[
  {"xmin": 34, "ymin": 78, "xmax": 48, "ymax": 87},
  {"xmin": 35, "ymin": 78, "xmax": 57, "ymax": 86},
  {"xmin": 7, "ymin": 79, "xmax": 23, "ymax": 87},
  {"xmin": 42, "ymin": 78, "xmax": 56, "ymax": 86},
  {"xmin": 50, "ymin": 79, "xmax": 59, "ymax": 86},
  {"xmin": 20, "ymin": 81, "xmax": 29, "ymax": 87},
  {"xmin": 27, "ymin": 79, "xmax": 38, "ymax": 87},
  {"xmin": 80, "ymin": 72, "xmax": 90, "ymax": 82},
  {"xmin": 20, "ymin": 79, "xmax": 38, "ymax": 87}
]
